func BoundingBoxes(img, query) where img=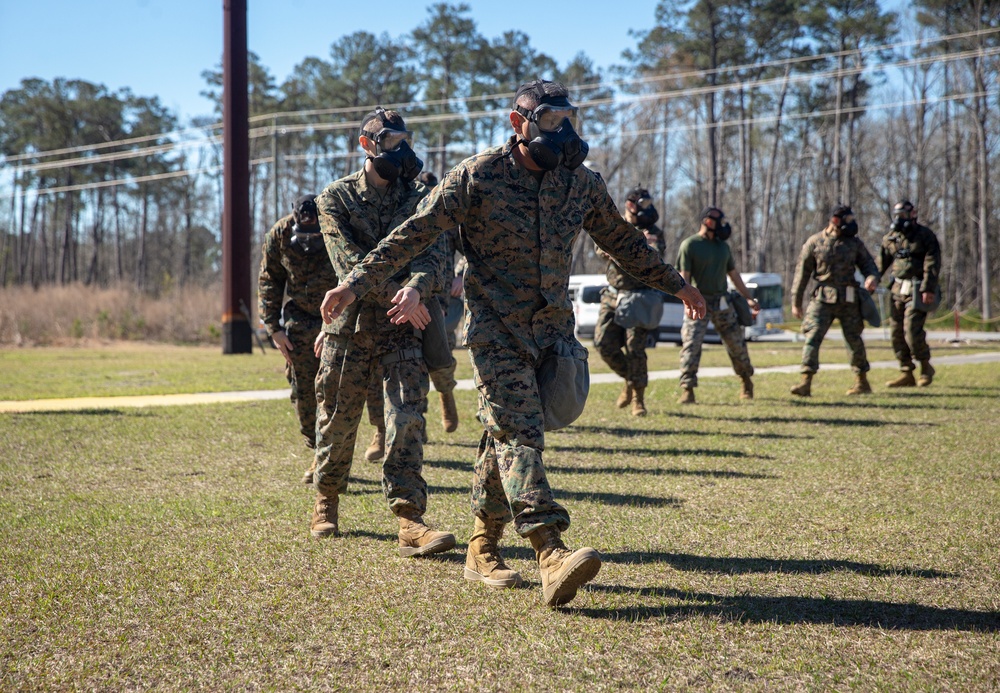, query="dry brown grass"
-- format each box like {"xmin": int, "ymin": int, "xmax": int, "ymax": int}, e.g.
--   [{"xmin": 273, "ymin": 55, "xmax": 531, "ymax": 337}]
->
[{"xmin": 0, "ymin": 283, "xmax": 226, "ymax": 346}]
